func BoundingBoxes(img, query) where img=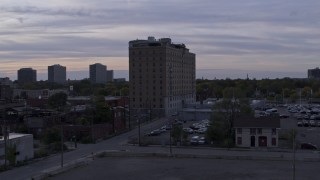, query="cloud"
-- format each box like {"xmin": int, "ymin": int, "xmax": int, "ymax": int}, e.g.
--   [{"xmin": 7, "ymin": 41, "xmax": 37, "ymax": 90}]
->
[{"xmin": 0, "ymin": 0, "xmax": 320, "ymax": 79}]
